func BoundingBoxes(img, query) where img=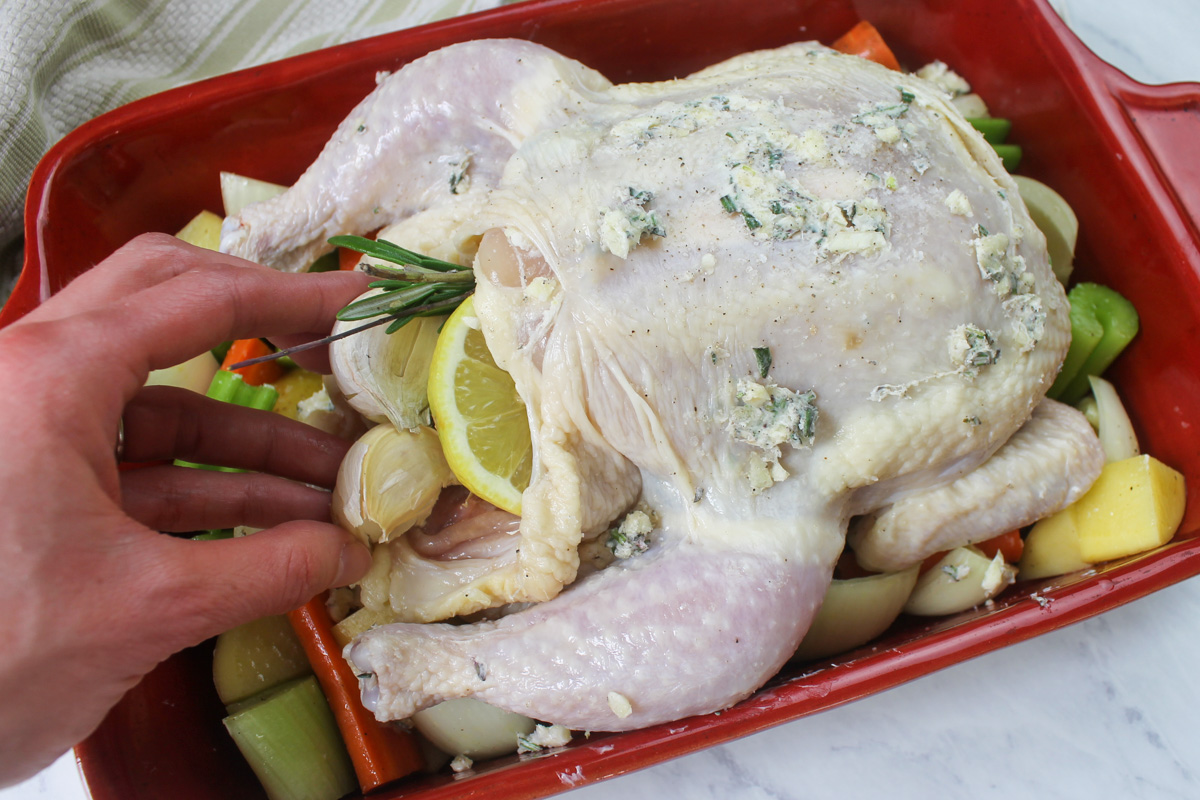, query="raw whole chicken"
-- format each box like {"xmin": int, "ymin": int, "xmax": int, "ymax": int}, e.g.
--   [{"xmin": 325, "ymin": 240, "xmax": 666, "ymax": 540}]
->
[{"xmin": 221, "ymin": 39, "xmax": 1104, "ymax": 731}]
